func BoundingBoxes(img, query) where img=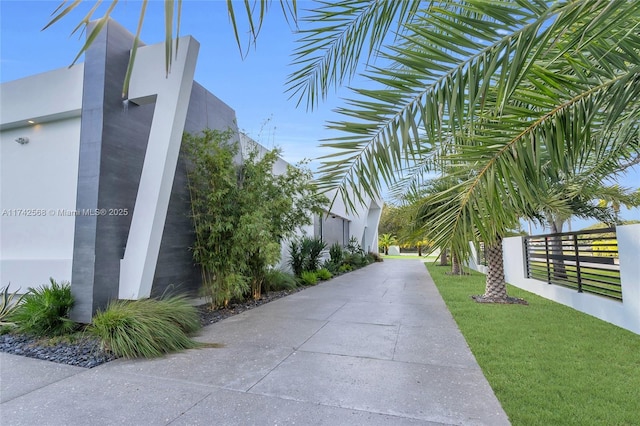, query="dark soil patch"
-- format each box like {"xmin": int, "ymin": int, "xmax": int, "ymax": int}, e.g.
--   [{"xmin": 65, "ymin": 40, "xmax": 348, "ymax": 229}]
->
[{"xmin": 471, "ymin": 294, "xmax": 529, "ymax": 305}]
